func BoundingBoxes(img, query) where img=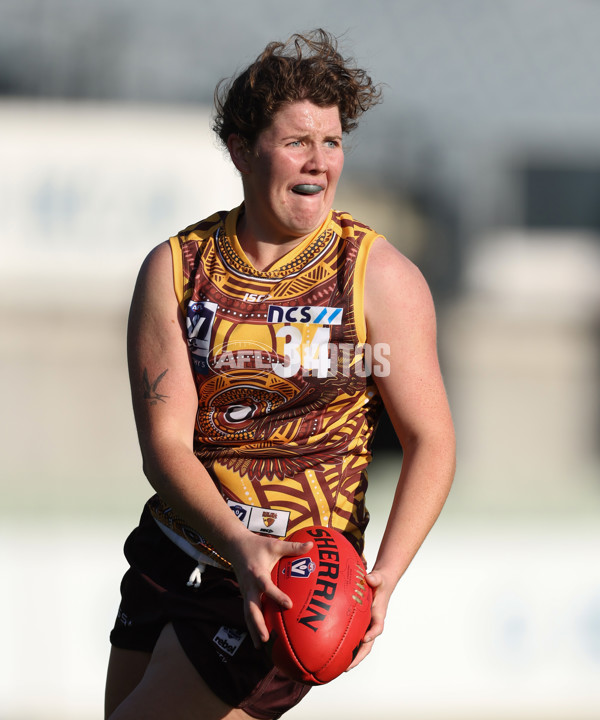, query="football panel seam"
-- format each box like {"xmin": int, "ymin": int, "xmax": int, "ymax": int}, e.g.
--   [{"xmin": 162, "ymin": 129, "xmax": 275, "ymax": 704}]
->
[
  {"xmin": 280, "ymin": 614, "xmax": 319, "ymax": 684},
  {"xmin": 316, "ymin": 605, "xmax": 357, "ymax": 674}
]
